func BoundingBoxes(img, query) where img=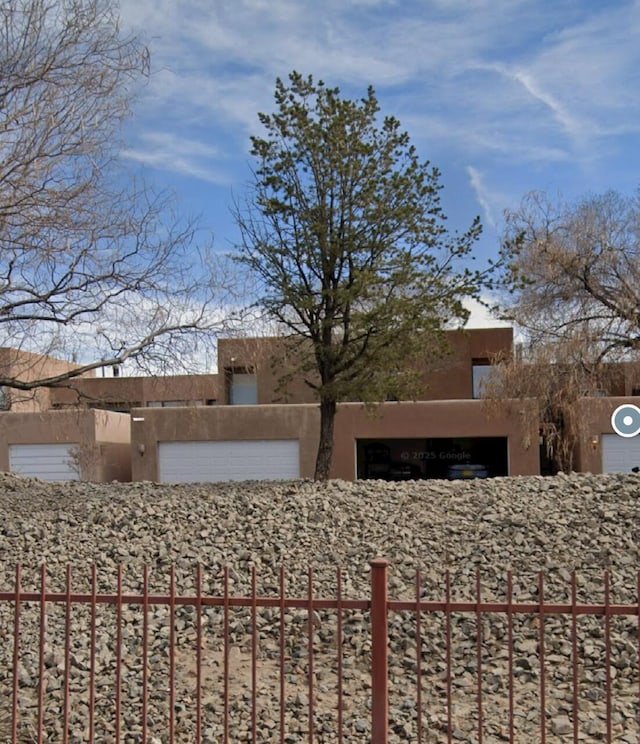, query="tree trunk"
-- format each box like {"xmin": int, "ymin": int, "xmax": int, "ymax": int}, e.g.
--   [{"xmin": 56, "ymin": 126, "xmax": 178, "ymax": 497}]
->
[{"xmin": 314, "ymin": 397, "xmax": 337, "ymax": 481}]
